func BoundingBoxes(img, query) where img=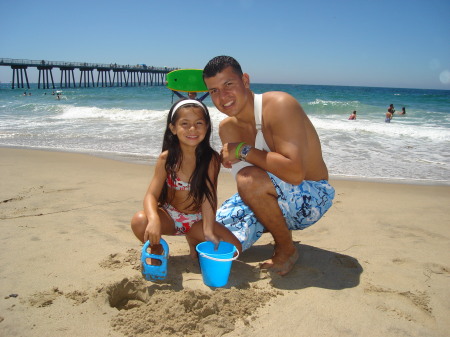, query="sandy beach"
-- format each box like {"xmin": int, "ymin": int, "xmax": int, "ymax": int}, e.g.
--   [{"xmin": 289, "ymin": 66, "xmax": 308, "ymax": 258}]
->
[{"xmin": 0, "ymin": 147, "xmax": 449, "ymax": 337}]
